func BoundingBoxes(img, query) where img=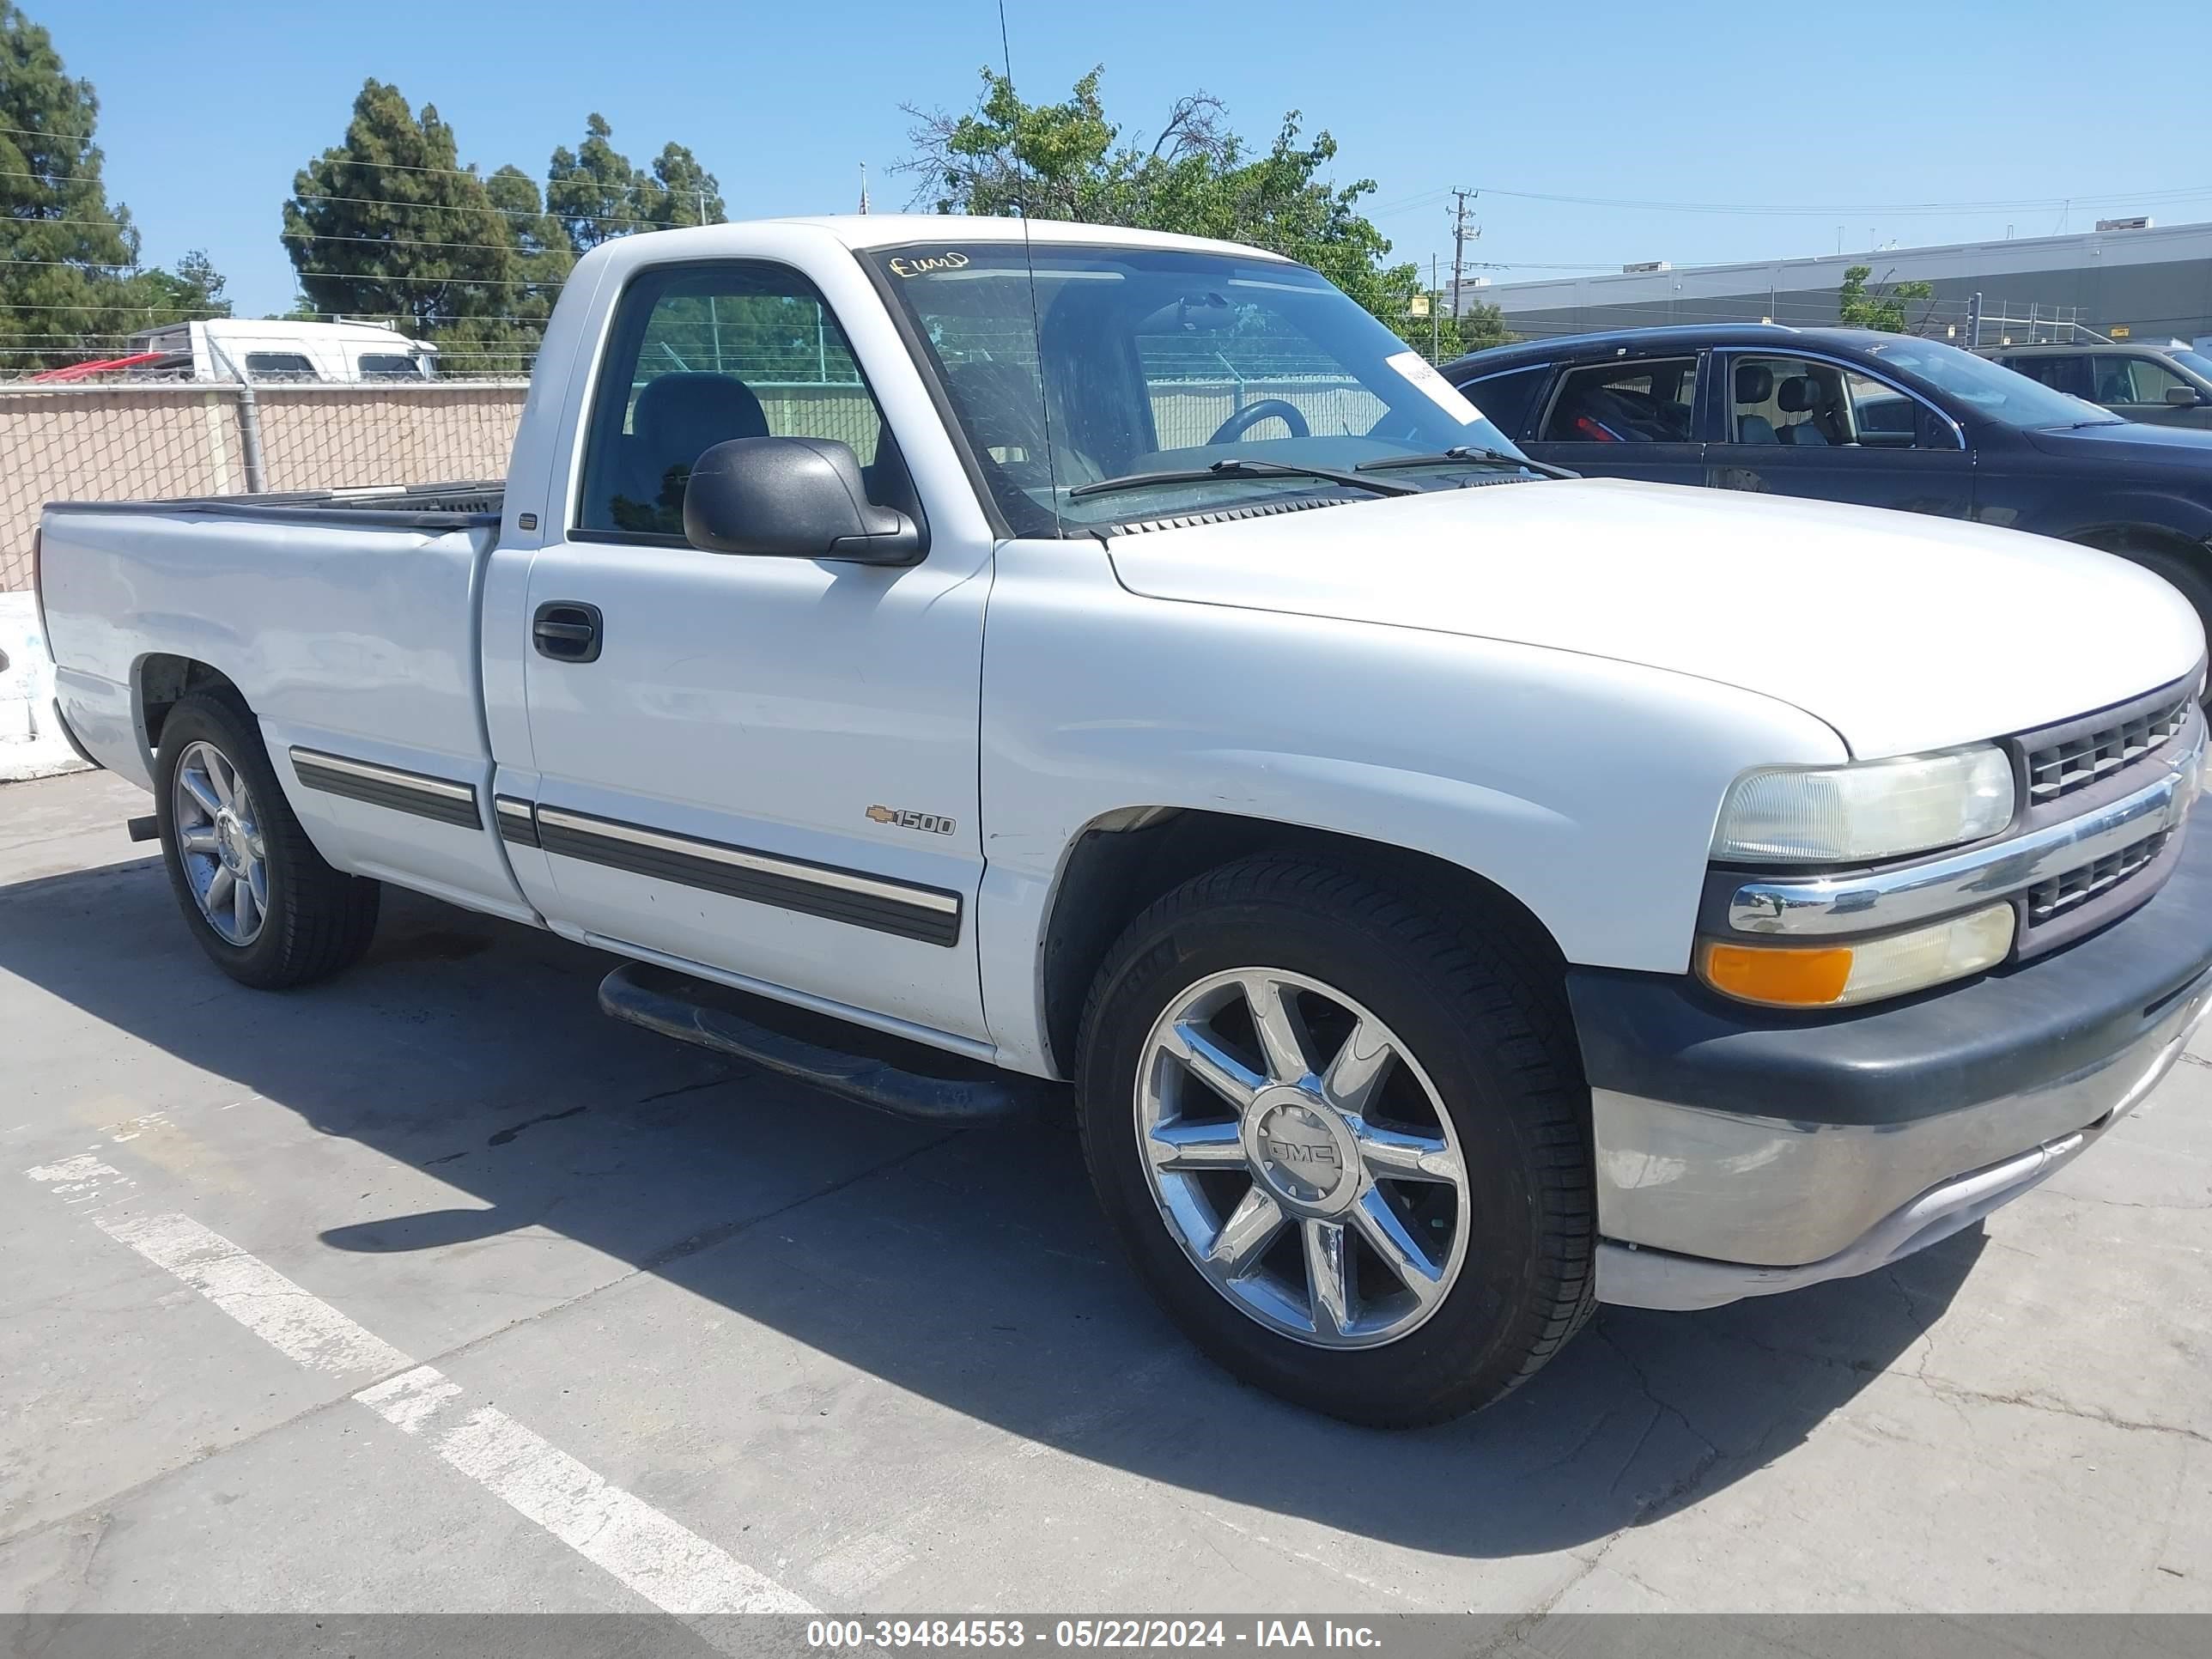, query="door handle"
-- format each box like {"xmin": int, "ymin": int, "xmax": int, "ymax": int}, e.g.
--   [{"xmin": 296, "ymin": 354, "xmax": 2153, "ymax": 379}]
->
[{"xmin": 532, "ymin": 601, "xmax": 603, "ymax": 663}]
